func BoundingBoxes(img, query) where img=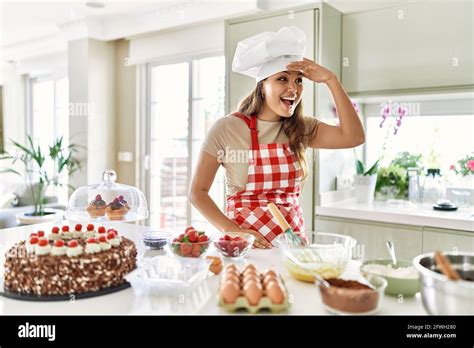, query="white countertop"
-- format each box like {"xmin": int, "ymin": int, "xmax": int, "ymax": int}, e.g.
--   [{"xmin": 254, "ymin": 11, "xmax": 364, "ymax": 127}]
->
[
  {"xmin": 0, "ymin": 221, "xmax": 426, "ymax": 315},
  {"xmin": 316, "ymin": 199, "xmax": 474, "ymax": 232}
]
